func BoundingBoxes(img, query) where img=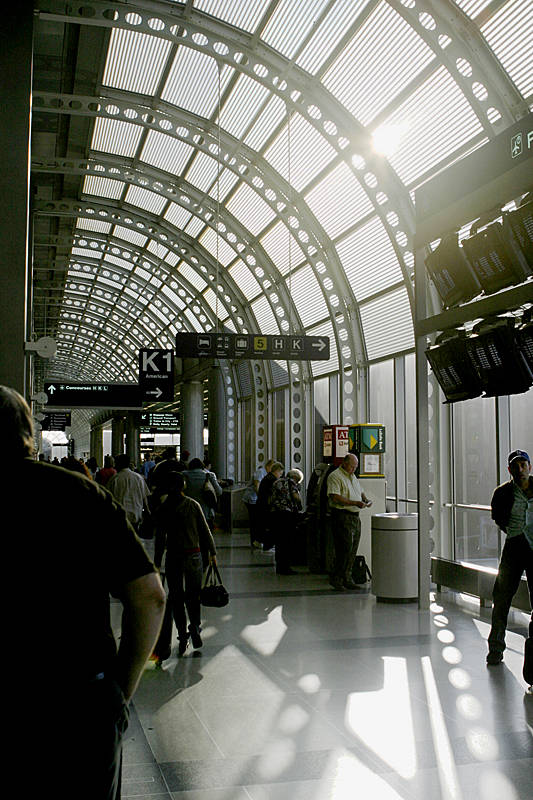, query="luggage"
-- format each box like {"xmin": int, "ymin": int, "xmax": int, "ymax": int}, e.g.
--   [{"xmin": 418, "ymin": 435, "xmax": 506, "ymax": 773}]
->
[{"xmin": 352, "ymin": 555, "xmax": 372, "ymax": 585}]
